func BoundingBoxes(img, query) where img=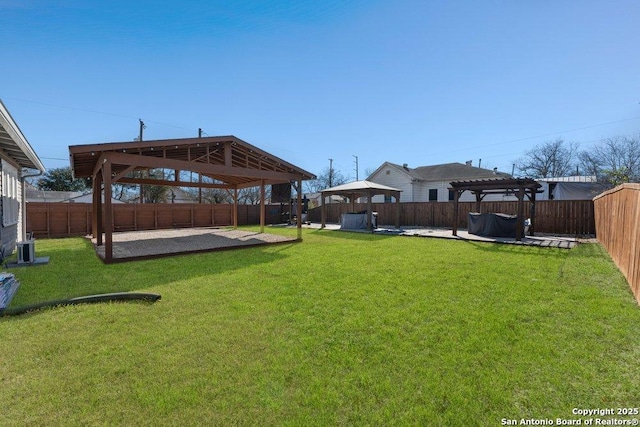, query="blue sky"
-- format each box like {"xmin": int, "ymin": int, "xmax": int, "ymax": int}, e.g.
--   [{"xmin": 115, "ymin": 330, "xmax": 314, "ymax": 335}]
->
[{"xmin": 2, "ymin": 0, "xmax": 639, "ymax": 180}]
